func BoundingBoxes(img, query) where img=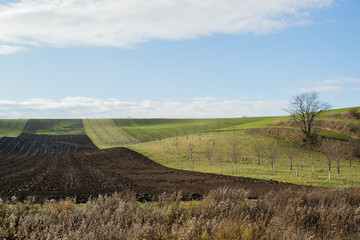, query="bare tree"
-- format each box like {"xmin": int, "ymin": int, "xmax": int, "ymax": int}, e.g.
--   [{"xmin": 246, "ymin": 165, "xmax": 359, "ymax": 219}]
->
[
  {"xmin": 322, "ymin": 138, "xmax": 336, "ymax": 180},
  {"xmin": 254, "ymin": 141, "xmax": 264, "ymax": 165},
  {"xmin": 347, "ymin": 139, "xmax": 357, "ymax": 167},
  {"xmin": 333, "ymin": 142, "xmax": 344, "ymax": 174},
  {"xmin": 173, "ymin": 137, "xmax": 182, "ymax": 154},
  {"xmin": 218, "ymin": 146, "xmax": 225, "ymax": 170},
  {"xmin": 188, "ymin": 143, "xmax": 194, "ymax": 161},
  {"xmin": 230, "ymin": 137, "xmax": 240, "ymax": 173},
  {"xmin": 286, "ymin": 145, "xmax": 295, "ymax": 171},
  {"xmin": 284, "ymin": 92, "xmax": 331, "ymax": 140},
  {"xmin": 204, "ymin": 144, "xmax": 214, "ymax": 169},
  {"xmin": 267, "ymin": 144, "xmax": 279, "ymax": 175}
]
